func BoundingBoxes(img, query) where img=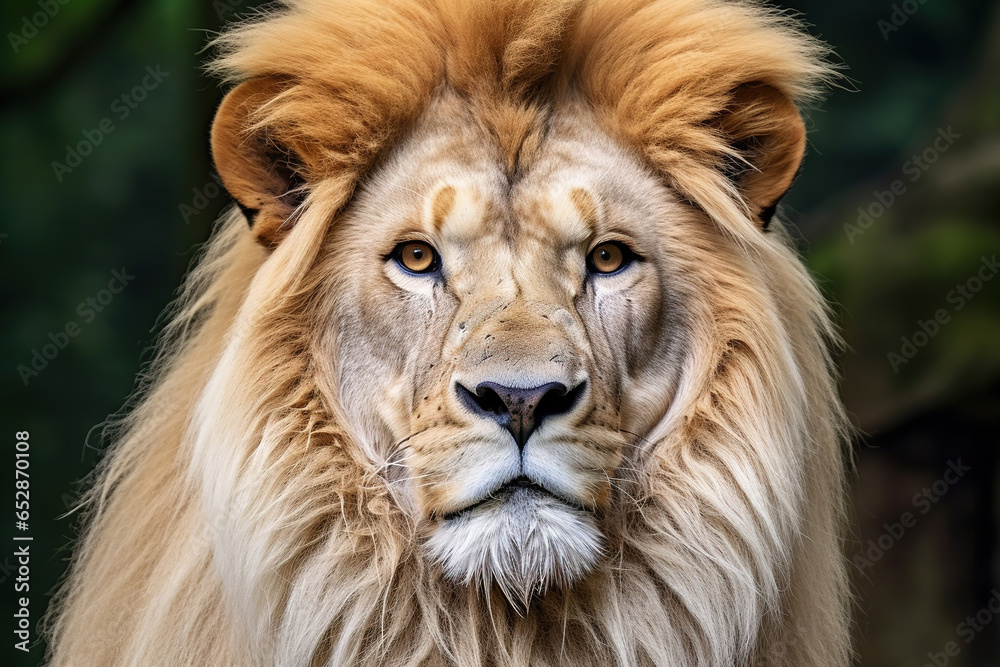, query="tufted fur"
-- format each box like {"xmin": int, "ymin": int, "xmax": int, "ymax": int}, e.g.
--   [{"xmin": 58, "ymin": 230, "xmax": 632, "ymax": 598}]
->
[{"xmin": 46, "ymin": 1, "xmax": 851, "ymax": 665}]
